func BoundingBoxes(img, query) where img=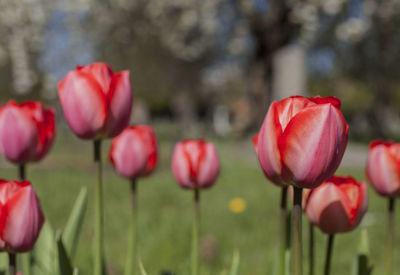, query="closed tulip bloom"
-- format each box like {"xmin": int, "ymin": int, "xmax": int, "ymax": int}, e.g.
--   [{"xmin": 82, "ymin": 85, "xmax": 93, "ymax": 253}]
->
[
  {"xmin": 109, "ymin": 125, "xmax": 158, "ymax": 180},
  {"xmin": 0, "ymin": 180, "xmax": 44, "ymax": 253},
  {"xmin": 172, "ymin": 139, "xmax": 220, "ymax": 189},
  {"xmin": 58, "ymin": 62, "xmax": 133, "ymax": 139},
  {"xmin": 0, "ymin": 101, "xmax": 55, "ymax": 164},
  {"xmin": 366, "ymin": 140, "xmax": 400, "ymax": 197},
  {"xmin": 305, "ymin": 176, "xmax": 367, "ymax": 234},
  {"xmin": 253, "ymin": 133, "xmax": 286, "ymax": 187},
  {"xmin": 257, "ymin": 95, "xmax": 348, "ymax": 188}
]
